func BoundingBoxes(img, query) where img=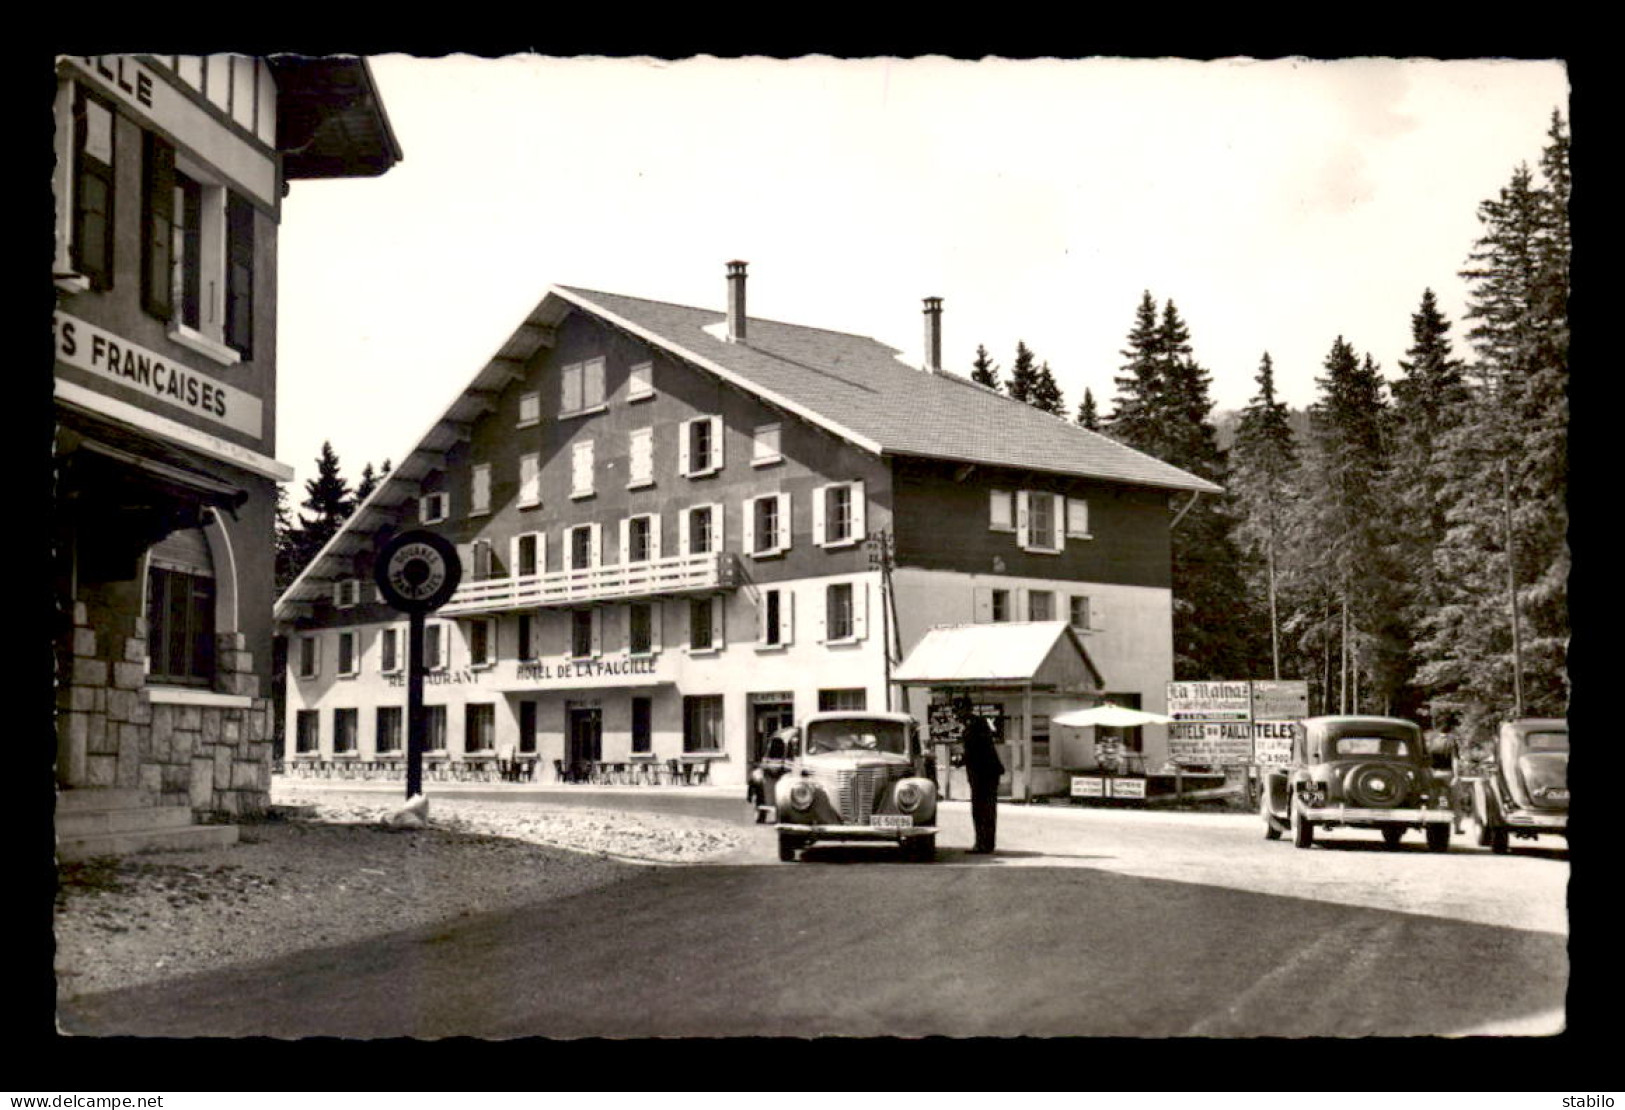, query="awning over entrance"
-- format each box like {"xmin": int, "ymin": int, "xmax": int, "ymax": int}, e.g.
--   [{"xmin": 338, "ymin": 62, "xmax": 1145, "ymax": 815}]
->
[{"xmin": 893, "ymin": 620, "xmax": 1104, "ymax": 693}]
